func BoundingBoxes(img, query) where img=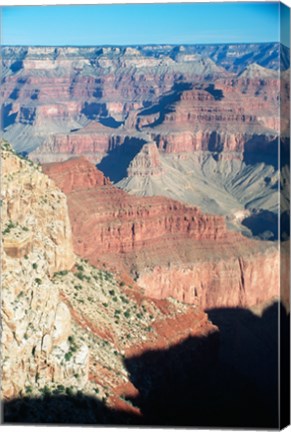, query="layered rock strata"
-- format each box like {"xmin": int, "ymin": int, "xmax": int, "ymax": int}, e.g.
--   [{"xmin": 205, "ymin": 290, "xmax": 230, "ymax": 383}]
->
[
  {"xmin": 2, "ymin": 142, "xmax": 218, "ymax": 410},
  {"xmin": 43, "ymin": 157, "xmax": 279, "ymax": 309}
]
